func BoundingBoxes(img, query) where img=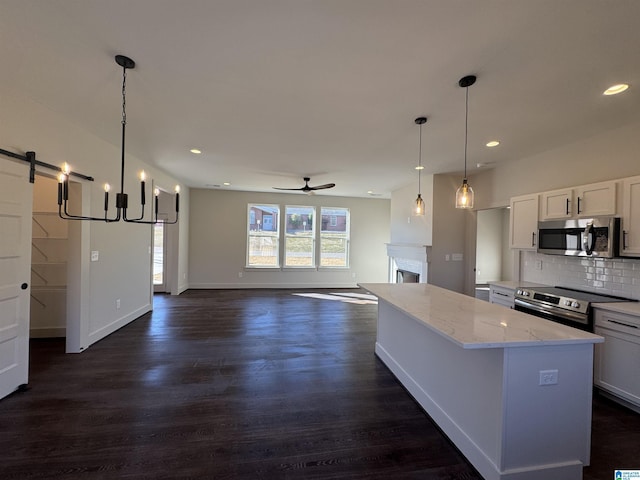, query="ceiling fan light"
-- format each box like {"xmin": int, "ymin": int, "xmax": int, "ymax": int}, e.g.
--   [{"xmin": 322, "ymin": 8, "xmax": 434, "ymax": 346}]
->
[
  {"xmin": 603, "ymin": 84, "xmax": 629, "ymax": 95},
  {"xmin": 455, "ymin": 180, "xmax": 474, "ymax": 209}
]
